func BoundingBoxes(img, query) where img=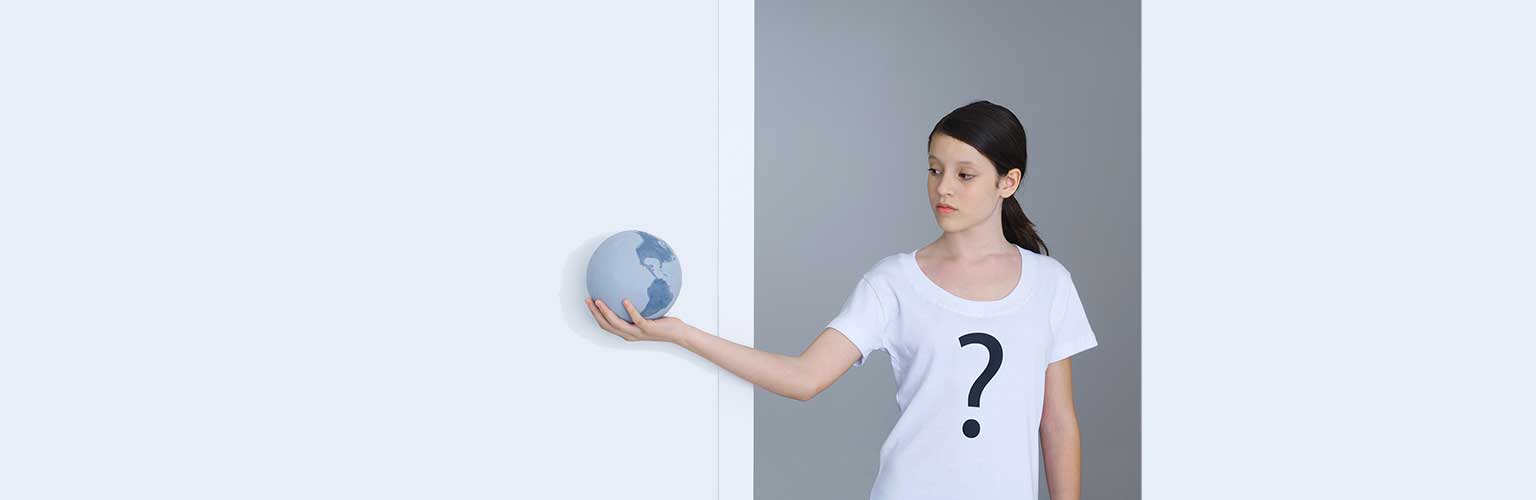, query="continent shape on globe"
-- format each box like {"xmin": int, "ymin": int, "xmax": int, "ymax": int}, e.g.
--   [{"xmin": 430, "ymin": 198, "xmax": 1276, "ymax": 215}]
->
[{"xmin": 633, "ymin": 231, "xmax": 679, "ymax": 318}]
